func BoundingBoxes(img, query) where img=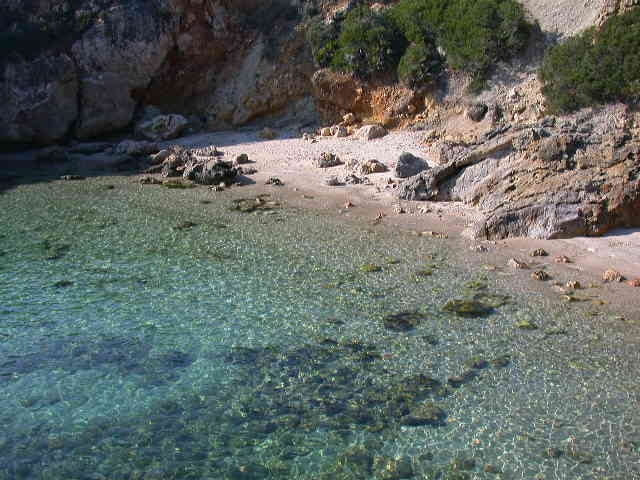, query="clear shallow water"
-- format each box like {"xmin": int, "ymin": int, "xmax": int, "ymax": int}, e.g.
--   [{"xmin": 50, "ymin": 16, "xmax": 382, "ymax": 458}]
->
[{"xmin": 0, "ymin": 175, "xmax": 639, "ymax": 479}]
